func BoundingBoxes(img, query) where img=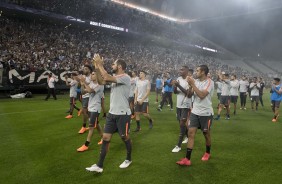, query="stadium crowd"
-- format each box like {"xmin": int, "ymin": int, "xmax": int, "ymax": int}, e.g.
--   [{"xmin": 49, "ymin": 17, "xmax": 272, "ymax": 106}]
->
[{"xmin": 1, "ymin": 14, "xmax": 265, "ymax": 86}]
